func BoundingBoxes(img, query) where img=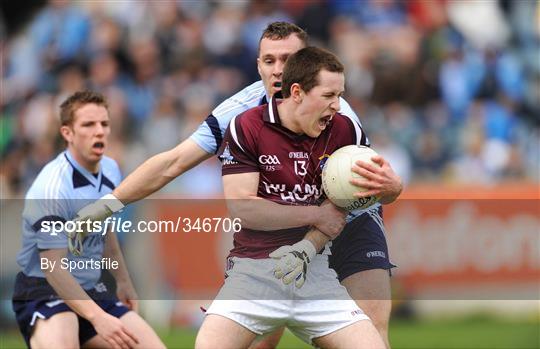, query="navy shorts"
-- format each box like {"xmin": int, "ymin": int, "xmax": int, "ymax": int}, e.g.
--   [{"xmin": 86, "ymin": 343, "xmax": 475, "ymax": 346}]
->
[
  {"xmin": 329, "ymin": 206, "xmax": 396, "ymax": 282},
  {"xmin": 12, "ymin": 272, "xmax": 130, "ymax": 347}
]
